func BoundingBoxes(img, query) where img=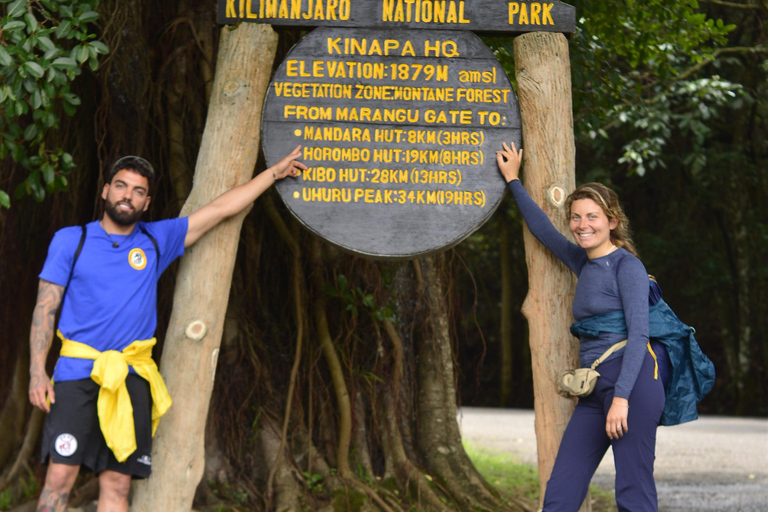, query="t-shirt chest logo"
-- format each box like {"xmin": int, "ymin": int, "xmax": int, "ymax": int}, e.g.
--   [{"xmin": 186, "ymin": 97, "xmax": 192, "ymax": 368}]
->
[{"xmin": 129, "ymin": 248, "xmax": 148, "ymax": 270}]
